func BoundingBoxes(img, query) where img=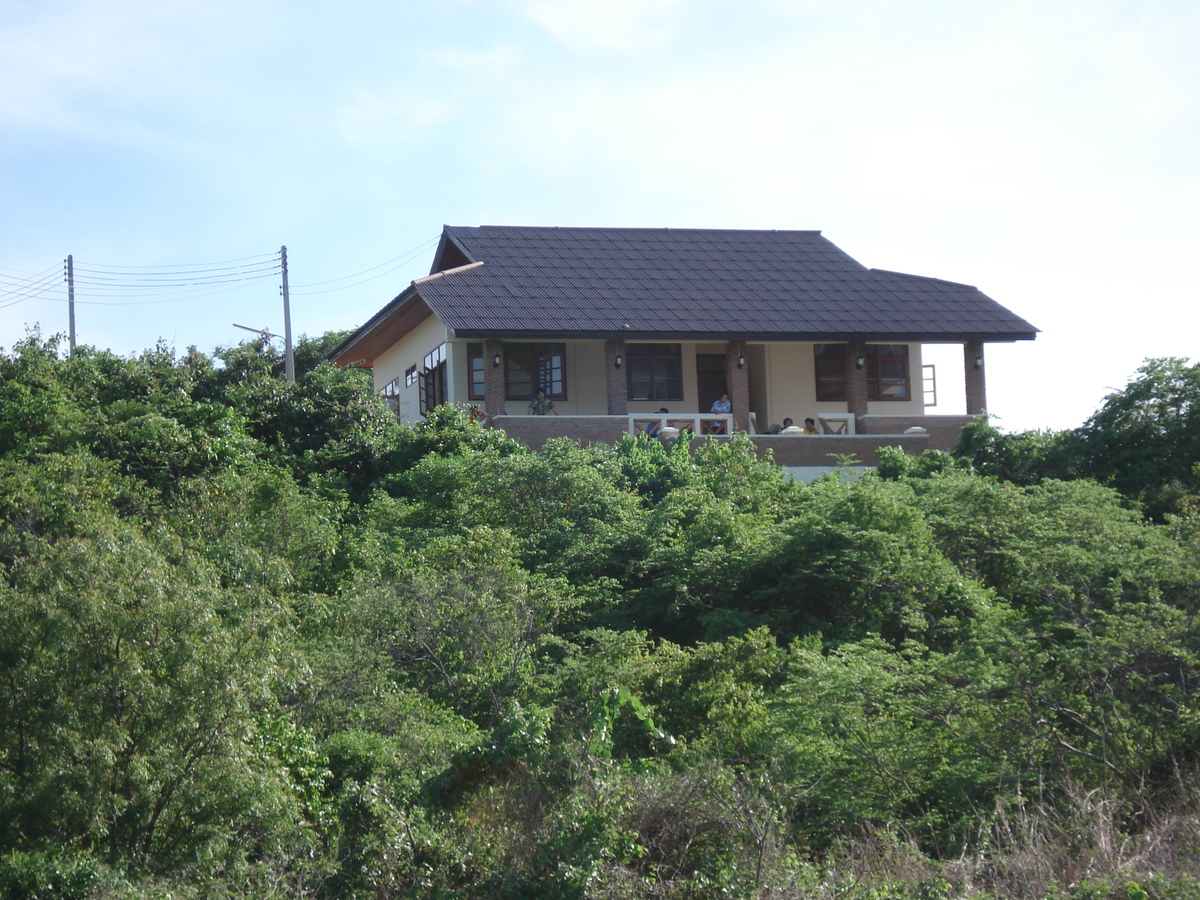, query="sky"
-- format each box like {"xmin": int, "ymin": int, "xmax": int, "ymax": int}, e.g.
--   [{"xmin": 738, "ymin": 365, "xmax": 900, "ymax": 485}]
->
[{"xmin": 1, "ymin": 0, "xmax": 1197, "ymax": 432}]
